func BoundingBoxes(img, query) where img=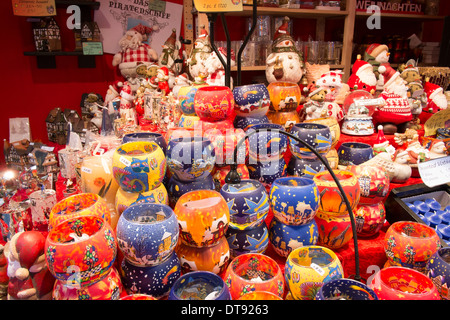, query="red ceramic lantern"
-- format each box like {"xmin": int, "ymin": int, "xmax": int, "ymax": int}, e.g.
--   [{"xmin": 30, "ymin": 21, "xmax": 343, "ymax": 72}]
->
[
  {"xmin": 267, "ymin": 81, "xmax": 301, "ymax": 112},
  {"xmin": 204, "ymin": 128, "xmax": 247, "ymax": 166},
  {"xmin": 315, "ymin": 210, "xmax": 353, "ymax": 250},
  {"xmin": 238, "ymin": 291, "xmax": 283, "ymax": 300},
  {"xmin": 212, "ymin": 164, "xmax": 250, "ymax": 190},
  {"xmin": 347, "ymin": 165, "xmax": 390, "ymax": 205},
  {"xmin": 194, "ymin": 86, "xmax": 235, "ymax": 121},
  {"xmin": 120, "ymin": 294, "xmax": 158, "ymax": 300},
  {"xmin": 355, "ymin": 202, "xmax": 386, "ymax": 238}
]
